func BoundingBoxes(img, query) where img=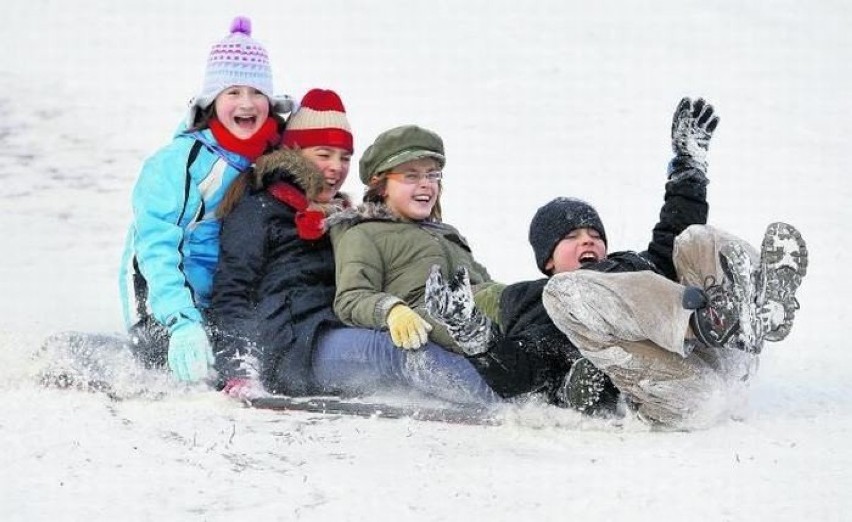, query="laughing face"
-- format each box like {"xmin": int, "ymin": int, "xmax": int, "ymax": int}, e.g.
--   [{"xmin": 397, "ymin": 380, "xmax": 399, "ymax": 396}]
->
[
  {"xmin": 381, "ymin": 157, "xmax": 442, "ymax": 221},
  {"xmin": 300, "ymin": 146, "xmax": 352, "ymax": 203},
  {"xmin": 545, "ymin": 227, "xmax": 608, "ymax": 274},
  {"xmin": 213, "ymin": 86, "xmax": 271, "ymax": 139}
]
